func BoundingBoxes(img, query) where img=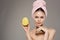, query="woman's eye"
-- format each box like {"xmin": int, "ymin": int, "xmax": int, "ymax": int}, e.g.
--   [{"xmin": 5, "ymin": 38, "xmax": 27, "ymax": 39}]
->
[
  {"xmin": 40, "ymin": 16, "xmax": 44, "ymax": 18},
  {"xmin": 35, "ymin": 16, "xmax": 39, "ymax": 18}
]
